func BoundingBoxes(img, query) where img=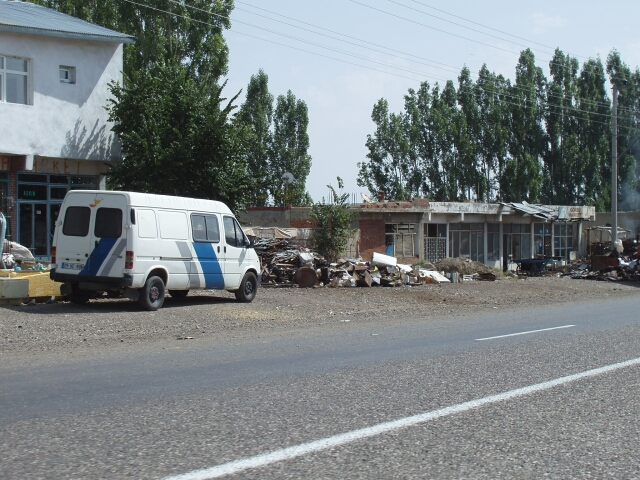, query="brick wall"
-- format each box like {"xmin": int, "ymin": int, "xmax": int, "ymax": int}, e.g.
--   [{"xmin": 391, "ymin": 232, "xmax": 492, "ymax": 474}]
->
[{"xmin": 358, "ymin": 218, "xmax": 385, "ymax": 261}]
